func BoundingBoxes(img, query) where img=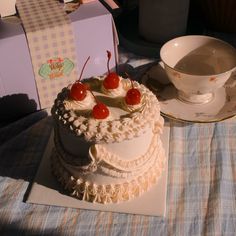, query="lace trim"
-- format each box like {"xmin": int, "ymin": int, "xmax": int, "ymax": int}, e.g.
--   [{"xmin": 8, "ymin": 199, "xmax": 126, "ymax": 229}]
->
[
  {"xmin": 51, "ymin": 145, "xmax": 166, "ymax": 204},
  {"xmin": 51, "ymin": 77, "xmax": 162, "ymax": 143}
]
